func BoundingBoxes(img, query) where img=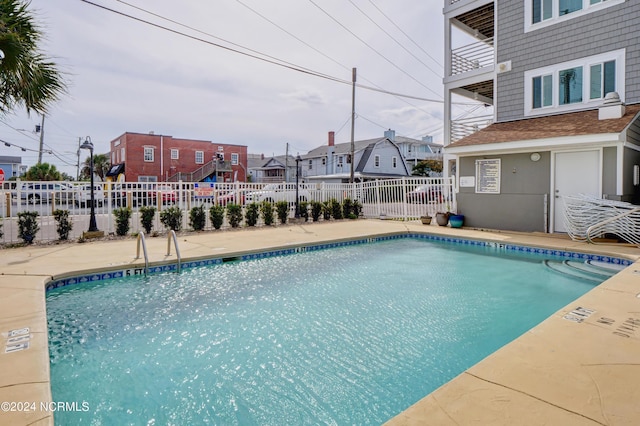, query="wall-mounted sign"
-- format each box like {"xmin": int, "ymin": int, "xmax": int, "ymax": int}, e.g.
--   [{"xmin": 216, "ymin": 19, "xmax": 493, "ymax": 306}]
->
[
  {"xmin": 459, "ymin": 176, "xmax": 475, "ymax": 187},
  {"xmin": 475, "ymin": 159, "xmax": 501, "ymax": 194}
]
